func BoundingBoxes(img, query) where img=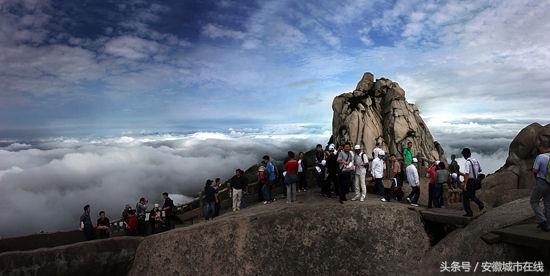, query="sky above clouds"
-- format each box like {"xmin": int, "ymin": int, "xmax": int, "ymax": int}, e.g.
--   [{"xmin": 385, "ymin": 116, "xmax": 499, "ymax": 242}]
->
[{"xmin": 1, "ymin": 0, "xmax": 549, "ymax": 236}]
